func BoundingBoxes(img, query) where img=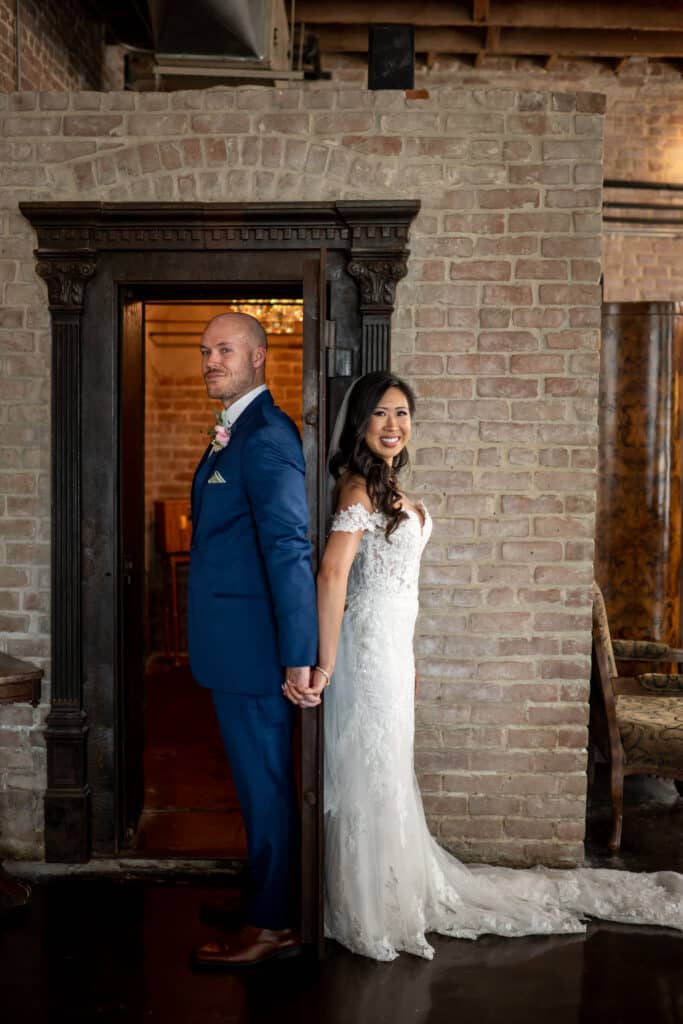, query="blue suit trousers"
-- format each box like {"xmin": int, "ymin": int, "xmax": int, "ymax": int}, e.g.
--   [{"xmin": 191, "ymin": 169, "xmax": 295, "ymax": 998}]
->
[{"xmin": 211, "ymin": 689, "xmax": 300, "ymax": 930}]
